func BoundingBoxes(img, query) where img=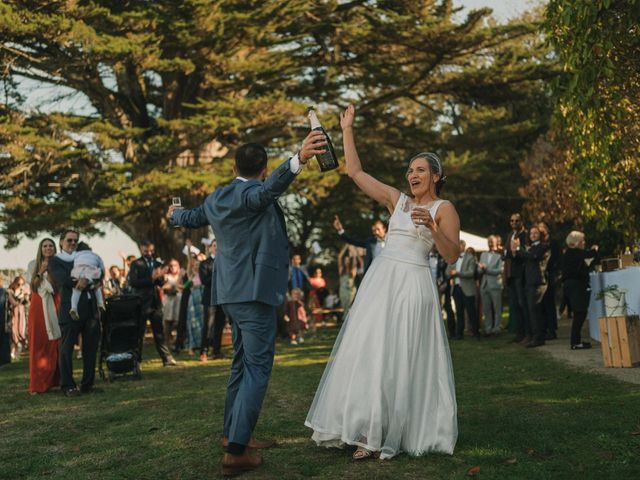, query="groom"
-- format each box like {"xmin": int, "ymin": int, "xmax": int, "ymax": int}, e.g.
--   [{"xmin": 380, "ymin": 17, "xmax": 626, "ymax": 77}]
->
[{"xmin": 168, "ymin": 132, "xmax": 325, "ymax": 476}]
